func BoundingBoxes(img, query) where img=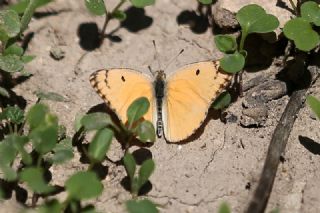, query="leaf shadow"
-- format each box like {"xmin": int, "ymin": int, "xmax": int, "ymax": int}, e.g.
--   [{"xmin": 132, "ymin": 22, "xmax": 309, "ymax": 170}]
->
[{"xmin": 299, "ymin": 136, "xmax": 320, "ymax": 155}]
